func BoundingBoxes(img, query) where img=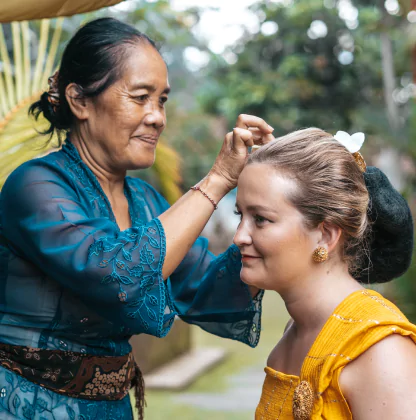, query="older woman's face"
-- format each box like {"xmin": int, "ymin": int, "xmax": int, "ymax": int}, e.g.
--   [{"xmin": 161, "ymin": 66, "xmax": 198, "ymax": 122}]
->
[{"xmin": 84, "ymin": 42, "xmax": 170, "ymax": 171}]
